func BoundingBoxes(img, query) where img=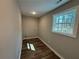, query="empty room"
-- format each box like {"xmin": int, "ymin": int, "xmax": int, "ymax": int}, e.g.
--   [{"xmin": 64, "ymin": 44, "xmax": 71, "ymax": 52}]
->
[{"xmin": 0, "ymin": 0, "xmax": 79, "ymax": 59}]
